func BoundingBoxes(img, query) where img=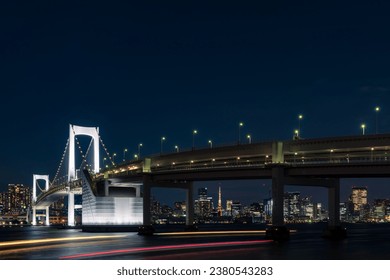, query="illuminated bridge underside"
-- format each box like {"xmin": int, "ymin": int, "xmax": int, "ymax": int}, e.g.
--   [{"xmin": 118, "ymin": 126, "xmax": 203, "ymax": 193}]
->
[
  {"xmin": 82, "ymin": 171, "xmax": 143, "ymax": 226},
  {"xmin": 34, "ymin": 181, "xmax": 82, "ymax": 208}
]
